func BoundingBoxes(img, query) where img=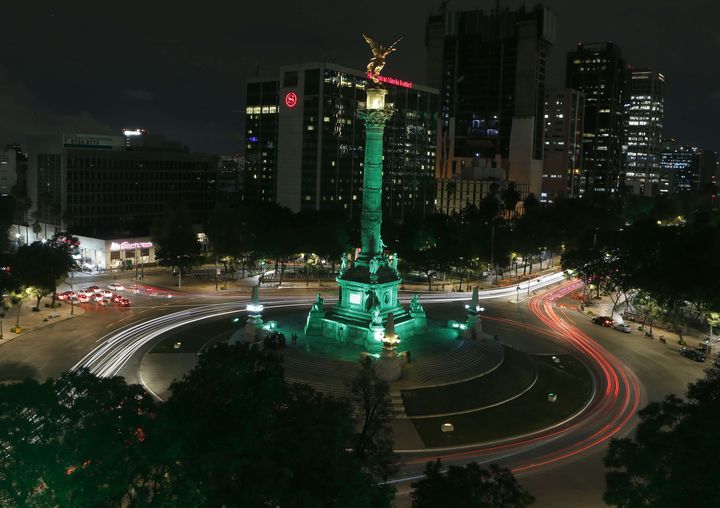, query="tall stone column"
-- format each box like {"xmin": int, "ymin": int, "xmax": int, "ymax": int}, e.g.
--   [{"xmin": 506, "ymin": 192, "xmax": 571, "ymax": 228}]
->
[{"xmin": 358, "ymin": 87, "xmax": 392, "ymax": 262}]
